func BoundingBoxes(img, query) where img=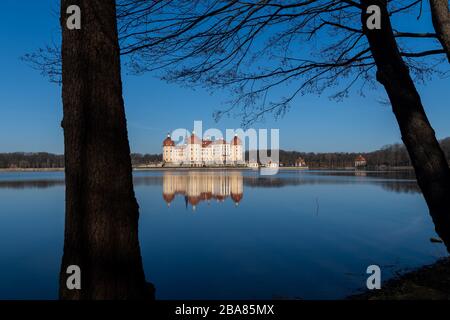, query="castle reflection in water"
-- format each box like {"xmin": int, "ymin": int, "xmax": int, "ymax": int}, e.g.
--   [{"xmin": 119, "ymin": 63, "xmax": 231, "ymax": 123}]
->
[{"xmin": 162, "ymin": 171, "xmax": 243, "ymax": 209}]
